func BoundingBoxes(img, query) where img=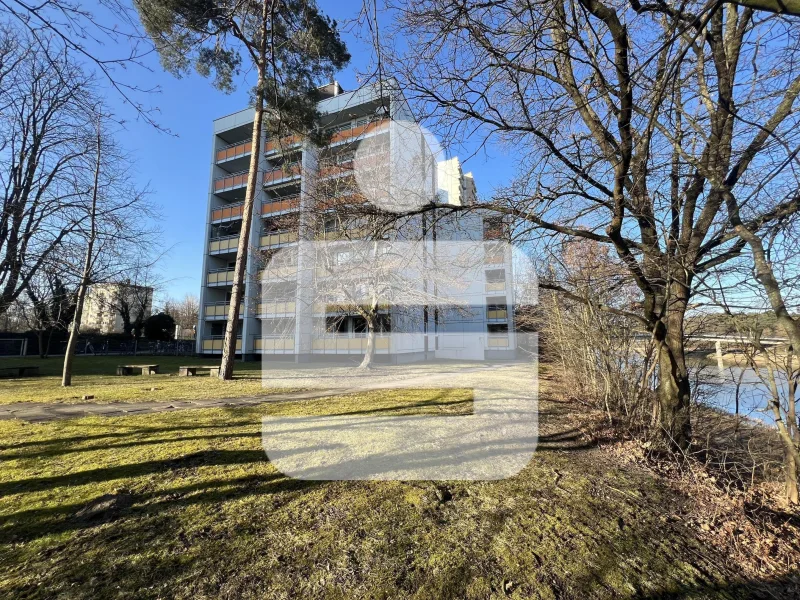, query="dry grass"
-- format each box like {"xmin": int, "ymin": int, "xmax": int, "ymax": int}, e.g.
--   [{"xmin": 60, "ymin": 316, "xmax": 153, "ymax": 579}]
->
[
  {"xmin": 0, "ymin": 379, "xmax": 778, "ymax": 599},
  {"xmin": 0, "ymin": 356, "xmax": 288, "ymax": 404}
]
